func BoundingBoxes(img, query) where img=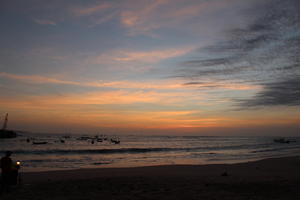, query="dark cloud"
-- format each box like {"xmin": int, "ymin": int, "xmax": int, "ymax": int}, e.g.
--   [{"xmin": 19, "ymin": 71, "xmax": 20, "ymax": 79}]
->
[
  {"xmin": 239, "ymin": 76, "xmax": 300, "ymax": 106},
  {"xmin": 182, "ymin": 81, "xmax": 222, "ymax": 89},
  {"xmin": 183, "ymin": 58, "xmax": 232, "ymax": 67},
  {"xmin": 179, "ymin": 0, "xmax": 300, "ymax": 107},
  {"xmin": 183, "ymin": 82, "xmax": 206, "ymax": 85}
]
